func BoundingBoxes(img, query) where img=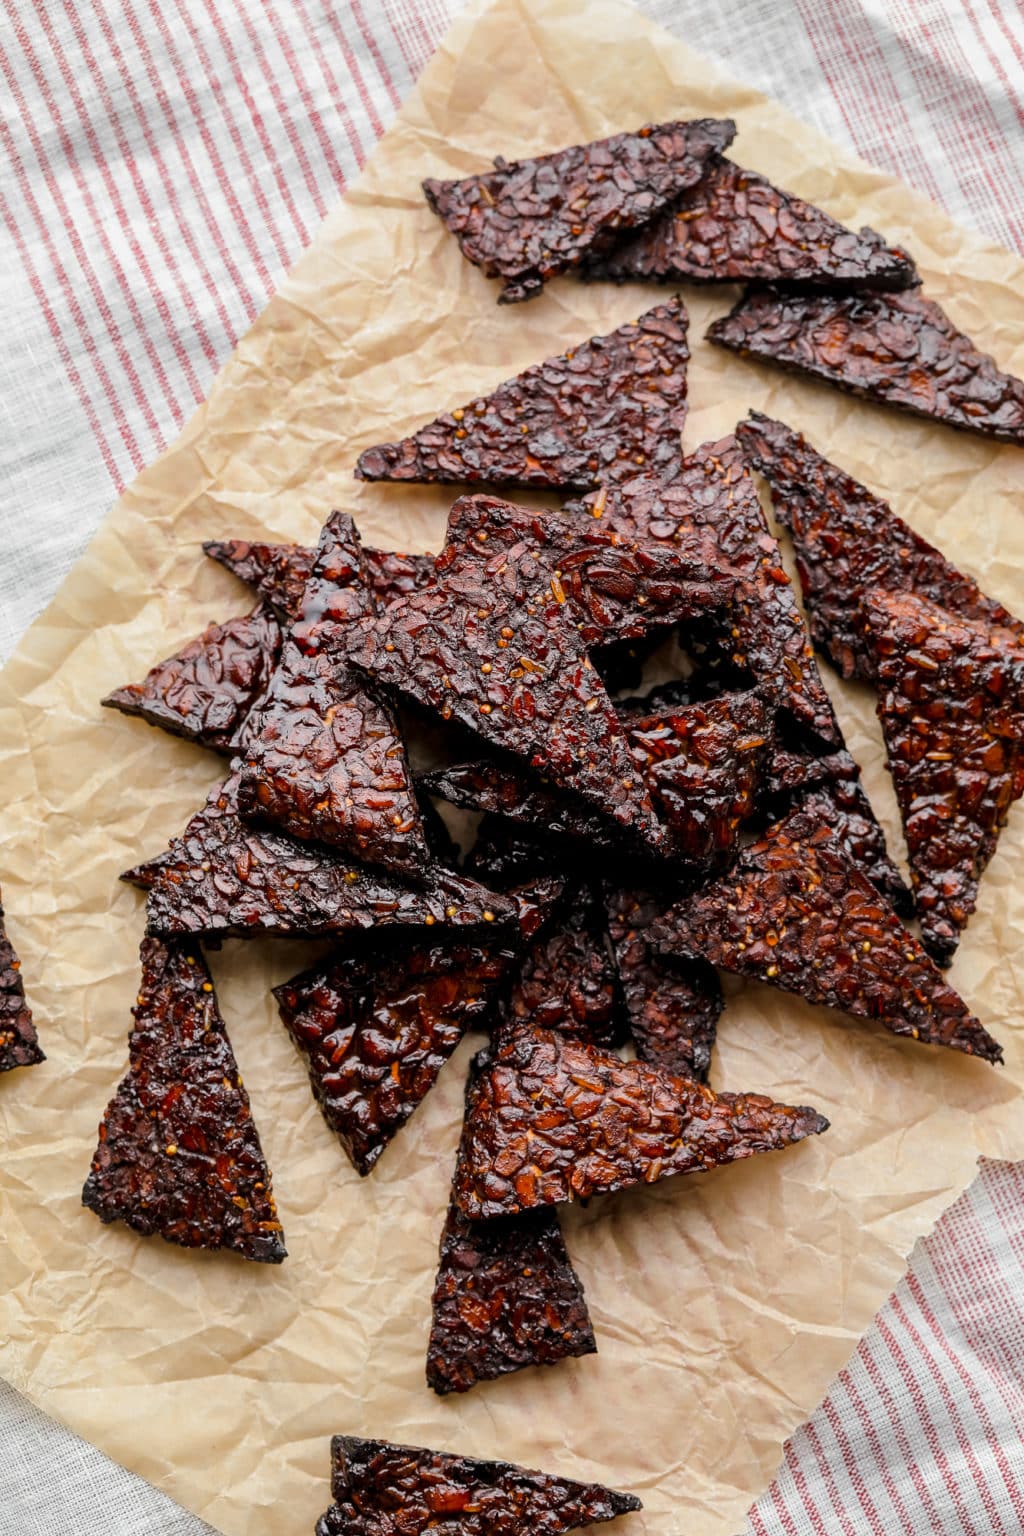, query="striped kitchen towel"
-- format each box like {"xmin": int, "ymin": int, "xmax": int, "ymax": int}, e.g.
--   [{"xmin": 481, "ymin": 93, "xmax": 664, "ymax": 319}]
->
[{"xmin": 745, "ymin": 1157, "xmax": 1024, "ymax": 1535}]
